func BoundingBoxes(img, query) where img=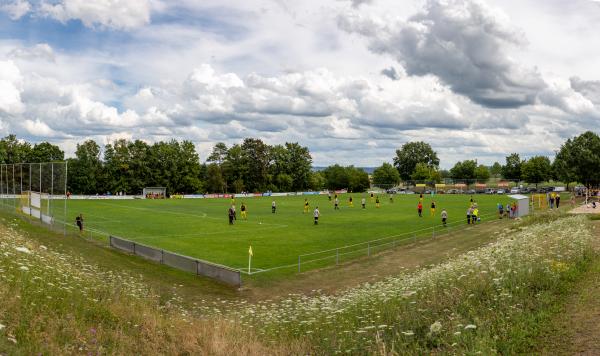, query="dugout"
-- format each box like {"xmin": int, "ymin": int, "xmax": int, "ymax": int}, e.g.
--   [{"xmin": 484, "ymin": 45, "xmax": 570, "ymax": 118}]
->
[{"xmin": 508, "ymin": 194, "xmax": 529, "ymax": 218}]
